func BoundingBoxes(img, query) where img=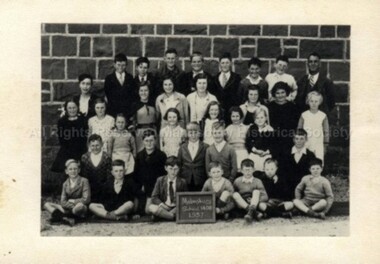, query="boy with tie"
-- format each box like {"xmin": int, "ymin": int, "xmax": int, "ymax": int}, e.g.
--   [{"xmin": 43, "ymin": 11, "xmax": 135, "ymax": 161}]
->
[
  {"xmin": 104, "ymin": 53, "xmax": 135, "ymax": 118},
  {"xmin": 148, "ymin": 156, "xmax": 188, "ymax": 221},
  {"xmin": 178, "ymin": 122, "xmax": 209, "ymax": 191},
  {"xmin": 212, "ymin": 52, "xmax": 242, "ymax": 123},
  {"xmin": 133, "ymin": 56, "xmax": 159, "ymax": 102}
]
